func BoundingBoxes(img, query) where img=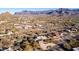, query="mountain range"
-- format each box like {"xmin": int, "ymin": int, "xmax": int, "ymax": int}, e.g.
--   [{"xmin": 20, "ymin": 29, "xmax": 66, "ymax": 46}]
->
[{"xmin": 14, "ymin": 8, "xmax": 79, "ymax": 15}]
